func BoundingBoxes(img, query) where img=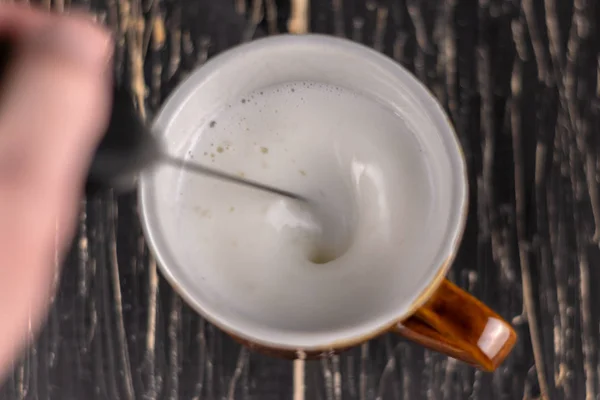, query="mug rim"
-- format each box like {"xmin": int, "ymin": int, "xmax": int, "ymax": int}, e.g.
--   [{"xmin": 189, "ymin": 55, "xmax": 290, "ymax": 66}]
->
[{"xmin": 138, "ymin": 33, "xmax": 469, "ymax": 352}]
